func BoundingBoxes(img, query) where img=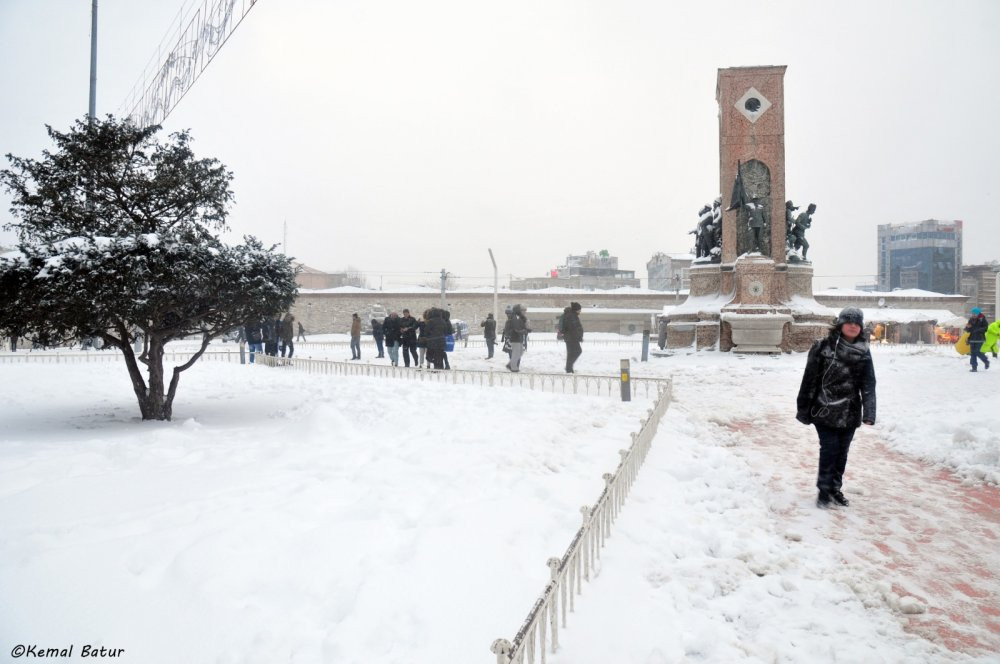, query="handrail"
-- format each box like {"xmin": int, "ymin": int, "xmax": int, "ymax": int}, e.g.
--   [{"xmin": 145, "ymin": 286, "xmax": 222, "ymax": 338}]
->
[{"xmin": 491, "ymin": 382, "xmax": 673, "ymax": 663}]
